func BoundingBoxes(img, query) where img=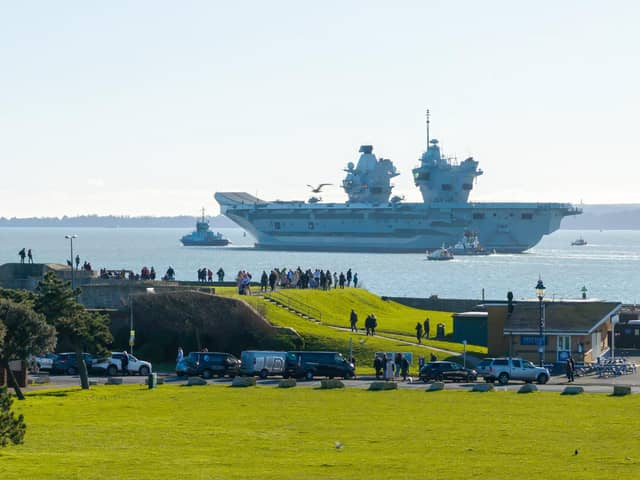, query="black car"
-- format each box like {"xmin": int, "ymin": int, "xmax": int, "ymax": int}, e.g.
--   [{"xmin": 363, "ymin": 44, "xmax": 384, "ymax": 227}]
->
[
  {"xmin": 285, "ymin": 351, "xmax": 355, "ymax": 380},
  {"xmin": 51, "ymin": 353, "xmax": 95, "ymax": 375},
  {"xmin": 180, "ymin": 352, "xmax": 241, "ymax": 379},
  {"xmin": 419, "ymin": 361, "xmax": 477, "ymax": 382}
]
